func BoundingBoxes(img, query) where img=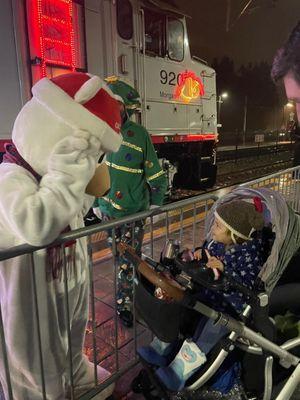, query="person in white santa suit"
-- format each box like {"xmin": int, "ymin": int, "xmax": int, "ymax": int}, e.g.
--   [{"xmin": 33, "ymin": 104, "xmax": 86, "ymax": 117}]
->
[{"xmin": 0, "ymin": 72, "xmax": 122, "ymax": 400}]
